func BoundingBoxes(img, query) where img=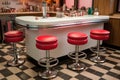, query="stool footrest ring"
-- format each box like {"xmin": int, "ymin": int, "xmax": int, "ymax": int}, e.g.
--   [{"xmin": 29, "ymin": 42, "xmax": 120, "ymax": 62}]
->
[
  {"xmin": 68, "ymin": 51, "xmax": 87, "ymax": 60},
  {"xmin": 38, "ymin": 57, "xmax": 59, "ymax": 68}
]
